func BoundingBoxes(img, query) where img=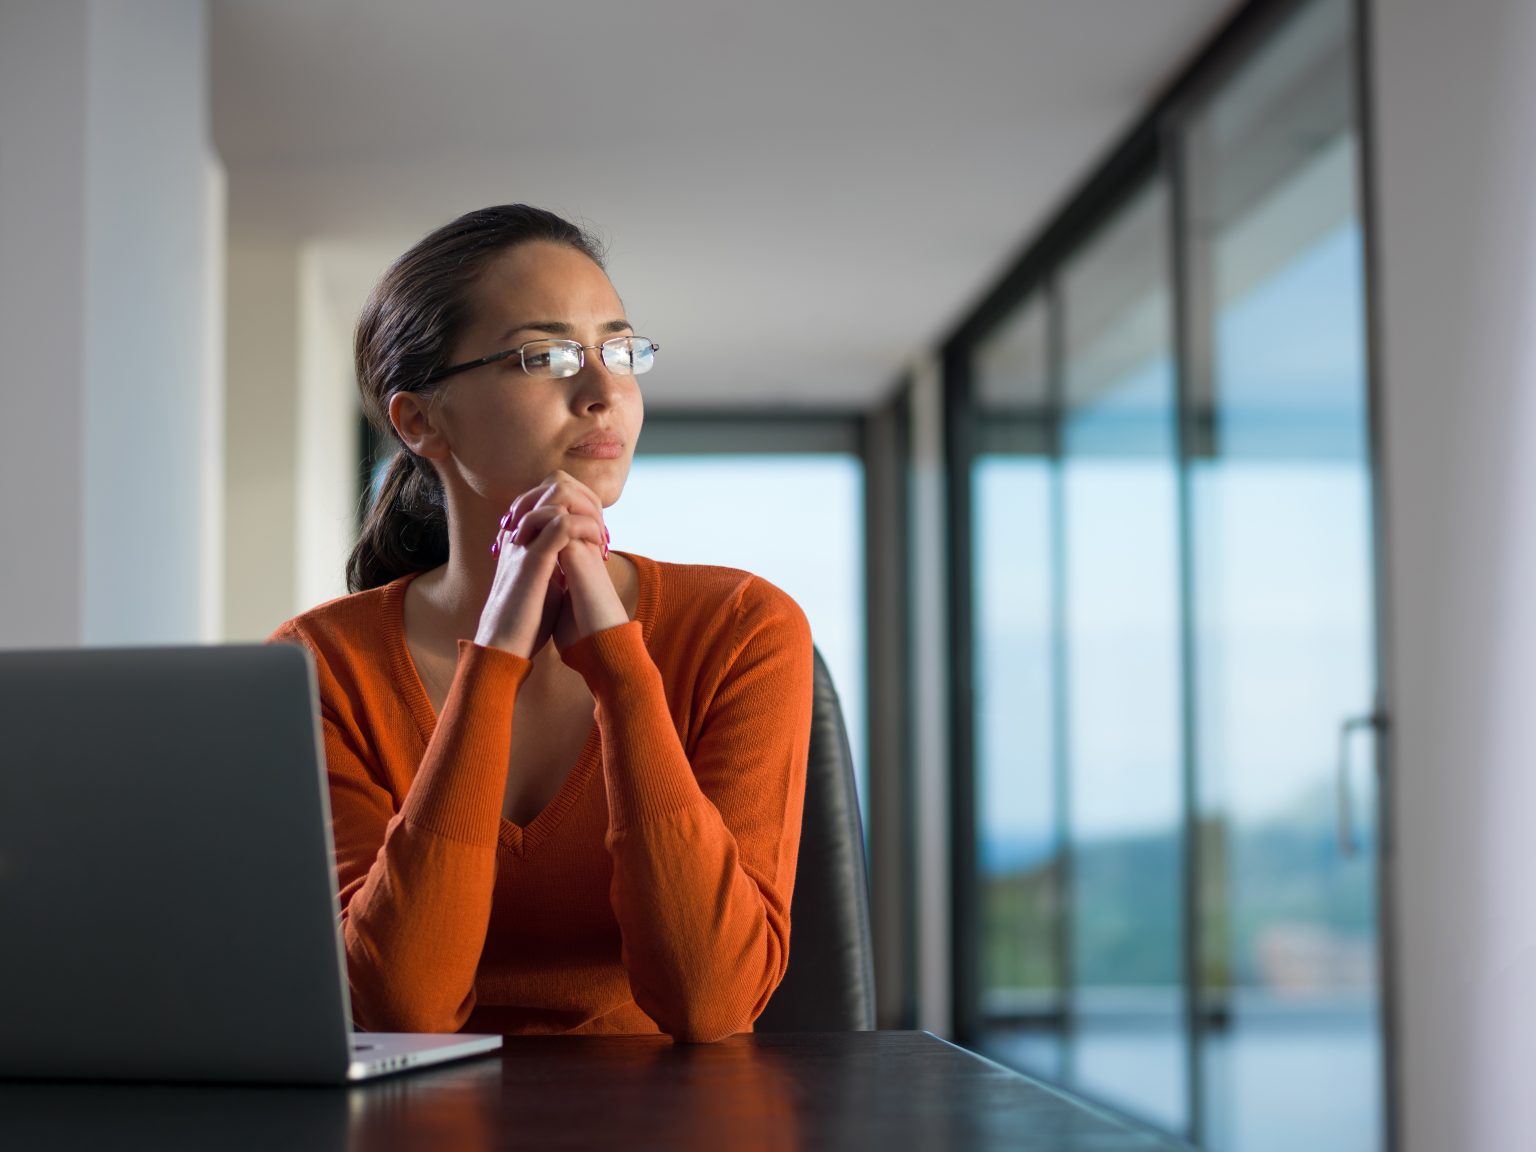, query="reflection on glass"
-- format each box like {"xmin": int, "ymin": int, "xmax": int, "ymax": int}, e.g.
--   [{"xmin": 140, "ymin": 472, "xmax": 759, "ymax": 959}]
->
[
  {"xmin": 1183, "ymin": 0, "xmax": 1381, "ymax": 1148},
  {"xmin": 971, "ymin": 294, "xmax": 1060, "ymax": 1078},
  {"xmin": 604, "ymin": 454, "xmax": 868, "ymax": 809},
  {"xmin": 1060, "ymin": 180, "xmax": 1188, "ymax": 1133}
]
